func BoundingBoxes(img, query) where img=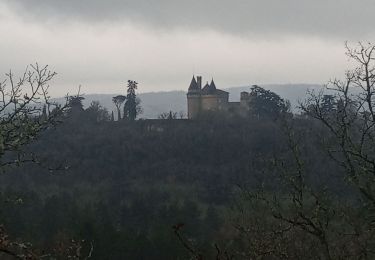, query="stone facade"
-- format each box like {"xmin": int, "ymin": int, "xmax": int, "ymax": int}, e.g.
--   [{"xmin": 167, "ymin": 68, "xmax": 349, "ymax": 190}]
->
[{"xmin": 187, "ymin": 76, "xmax": 251, "ymax": 119}]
